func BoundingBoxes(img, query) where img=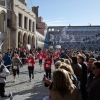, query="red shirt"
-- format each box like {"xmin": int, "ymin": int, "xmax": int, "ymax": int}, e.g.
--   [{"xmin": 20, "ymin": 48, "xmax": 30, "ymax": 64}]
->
[
  {"xmin": 53, "ymin": 53, "xmax": 59, "ymax": 59},
  {"xmin": 26, "ymin": 58, "xmax": 35, "ymax": 67},
  {"xmin": 43, "ymin": 52, "xmax": 48, "ymax": 59},
  {"xmin": 37, "ymin": 53, "xmax": 43, "ymax": 60},
  {"xmin": 20, "ymin": 47, "xmax": 24, "ymax": 52},
  {"xmin": 44, "ymin": 58, "xmax": 52, "ymax": 70}
]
